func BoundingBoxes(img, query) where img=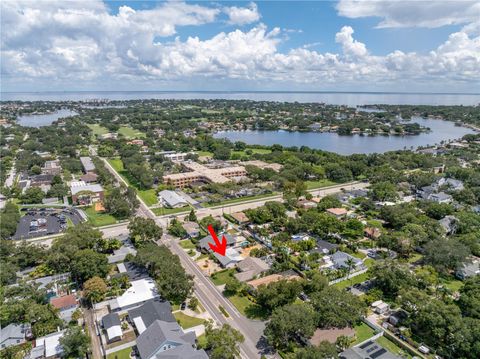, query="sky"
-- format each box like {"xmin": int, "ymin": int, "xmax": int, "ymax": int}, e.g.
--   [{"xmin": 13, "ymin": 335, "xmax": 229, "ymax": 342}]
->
[{"xmin": 1, "ymin": 0, "xmax": 479, "ymax": 93}]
